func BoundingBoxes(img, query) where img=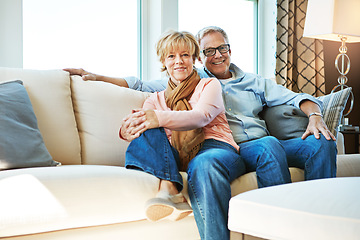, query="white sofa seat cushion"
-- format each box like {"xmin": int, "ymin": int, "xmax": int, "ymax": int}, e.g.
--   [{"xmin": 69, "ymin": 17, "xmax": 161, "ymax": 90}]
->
[
  {"xmin": 0, "ymin": 165, "xmax": 160, "ymax": 238},
  {"xmin": 228, "ymin": 177, "xmax": 360, "ymax": 240}
]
